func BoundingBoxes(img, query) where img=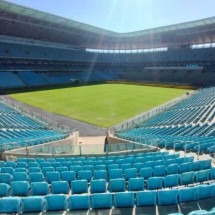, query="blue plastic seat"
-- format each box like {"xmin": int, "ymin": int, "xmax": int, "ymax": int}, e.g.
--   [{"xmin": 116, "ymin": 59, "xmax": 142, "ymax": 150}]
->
[
  {"xmin": 157, "ymin": 189, "xmax": 178, "ymax": 205},
  {"xmin": 29, "ymin": 167, "xmax": 41, "ymax": 173},
  {"xmin": 200, "ymin": 159, "xmax": 212, "ymax": 170},
  {"xmin": 91, "ymin": 193, "xmax": 112, "ymax": 209},
  {"xmin": 128, "ymin": 177, "xmax": 144, "ymax": 191},
  {"xmin": 70, "ymin": 165, "xmax": 82, "ymax": 175},
  {"xmin": 197, "ymin": 184, "xmax": 214, "ymax": 199},
  {"xmin": 29, "ymin": 172, "xmax": 44, "ymax": 183},
  {"xmin": 179, "ymin": 162, "xmax": 193, "ymax": 173},
  {"xmin": 31, "ymin": 182, "xmax": 49, "ymax": 195},
  {"xmin": 61, "ymin": 171, "xmax": 76, "ymax": 183},
  {"xmin": 133, "ymin": 163, "xmax": 145, "ymax": 173},
  {"xmin": 108, "ymin": 164, "xmax": 120, "ymax": 173},
  {"xmin": 136, "ymin": 190, "xmax": 157, "ymax": 206},
  {"xmin": 68, "ymin": 194, "xmax": 90, "ymax": 210},
  {"xmin": 139, "ymin": 167, "xmax": 153, "ymax": 179},
  {"xmin": 109, "ymin": 169, "xmax": 123, "ymax": 179},
  {"xmin": 94, "ymin": 165, "xmax": 106, "ymax": 171},
  {"xmin": 0, "ymin": 161, "xmax": 6, "ymax": 167},
  {"xmin": 121, "ymin": 163, "xmax": 132, "ymax": 172},
  {"xmin": 16, "ymin": 162, "xmax": 28, "ymax": 169},
  {"xmin": 15, "ymin": 168, "xmax": 28, "ymax": 173},
  {"xmin": 1, "ymin": 167, "xmax": 14, "ymax": 175},
  {"xmin": 163, "ymin": 174, "xmax": 179, "ymax": 188},
  {"xmin": 46, "ymin": 172, "xmax": 60, "ymax": 184},
  {"xmin": 78, "ymin": 170, "xmax": 92, "ymax": 182},
  {"xmin": 109, "ymin": 178, "xmax": 126, "ymax": 192},
  {"xmin": 71, "ymin": 180, "xmax": 88, "ymax": 194},
  {"xmin": 42, "ymin": 166, "xmax": 55, "ymax": 177},
  {"xmin": 21, "ymin": 196, "xmax": 45, "ymax": 213},
  {"xmin": 45, "ymin": 194, "xmax": 67, "ymax": 211},
  {"xmin": 0, "ymin": 173, "xmax": 13, "ymax": 184},
  {"xmin": 94, "ymin": 170, "xmax": 107, "ymax": 180},
  {"xmin": 210, "ymin": 167, "xmax": 215, "ymax": 180},
  {"xmin": 180, "ymin": 171, "xmax": 195, "ymax": 186},
  {"xmin": 124, "ymin": 168, "xmax": 137, "ymax": 181},
  {"xmin": 154, "ymin": 165, "xmax": 166, "ymax": 177},
  {"xmin": 50, "ymin": 162, "xmax": 62, "ymax": 169},
  {"xmin": 11, "ymin": 181, "xmax": 30, "ymax": 196},
  {"xmin": 82, "ymin": 165, "xmax": 94, "ymax": 172},
  {"xmin": 46, "ymin": 158, "xmax": 56, "ymax": 163},
  {"xmin": 28, "ymin": 162, "xmax": 39, "ymax": 168},
  {"xmin": 5, "ymin": 161, "xmax": 16, "ymax": 168},
  {"xmin": 90, "ymin": 179, "xmax": 106, "ymax": 193},
  {"xmin": 195, "ymin": 169, "xmax": 210, "ymax": 183},
  {"xmin": 55, "ymin": 158, "xmax": 65, "ymax": 163},
  {"xmin": 72, "ymin": 161, "xmax": 83, "ymax": 166},
  {"xmin": 0, "ymin": 183, "xmax": 11, "ymax": 197},
  {"xmin": 40, "ymin": 162, "xmax": 51, "ymax": 168},
  {"xmin": 13, "ymin": 172, "xmax": 28, "ymax": 181},
  {"xmin": 0, "ymin": 197, "xmax": 21, "ymax": 214},
  {"xmin": 114, "ymin": 192, "xmax": 135, "ymax": 208},
  {"xmin": 178, "ymin": 186, "xmax": 198, "ymax": 203},
  {"xmin": 188, "ymin": 210, "xmax": 208, "ymax": 215},
  {"xmin": 56, "ymin": 166, "xmax": 68, "ymax": 176},
  {"xmin": 51, "ymin": 181, "xmax": 69, "ymax": 194},
  {"xmin": 147, "ymin": 177, "xmax": 163, "ymax": 190},
  {"xmin": 61, "ymin": 161, "xmax": 72, "ymax": 168},
  {"xmin": 192, "ymin": 161, "xmax": 201, "ymax": 171}
]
